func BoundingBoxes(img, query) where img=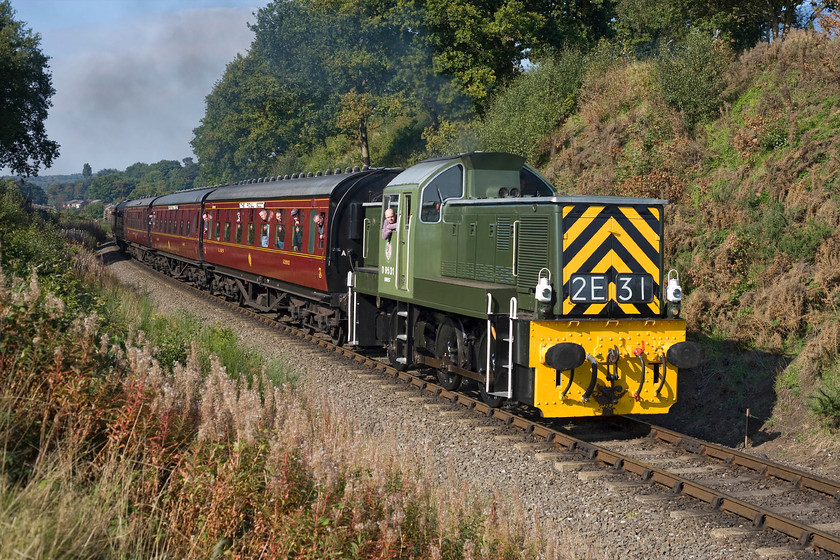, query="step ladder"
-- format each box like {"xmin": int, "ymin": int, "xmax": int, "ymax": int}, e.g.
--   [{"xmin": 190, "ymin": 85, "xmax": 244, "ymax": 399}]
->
[
  {"xmin": 485, "ymin": 294, "xmax": 516, "ymax": 398},
  {"xmin": 394, "ymin": 301, "xmax": 410, "ymax": 366},
  {"xmin": 347, "ymin": 271, "xmax": 358, "ymax": 345}
]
